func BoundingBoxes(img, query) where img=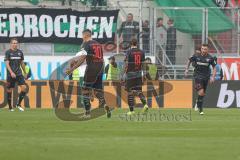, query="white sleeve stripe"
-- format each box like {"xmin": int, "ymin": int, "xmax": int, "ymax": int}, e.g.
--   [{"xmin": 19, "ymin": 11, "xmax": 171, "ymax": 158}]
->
[{"xmin": 76, "ymin": 49, "xmax": 87, "ymax": 56}]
